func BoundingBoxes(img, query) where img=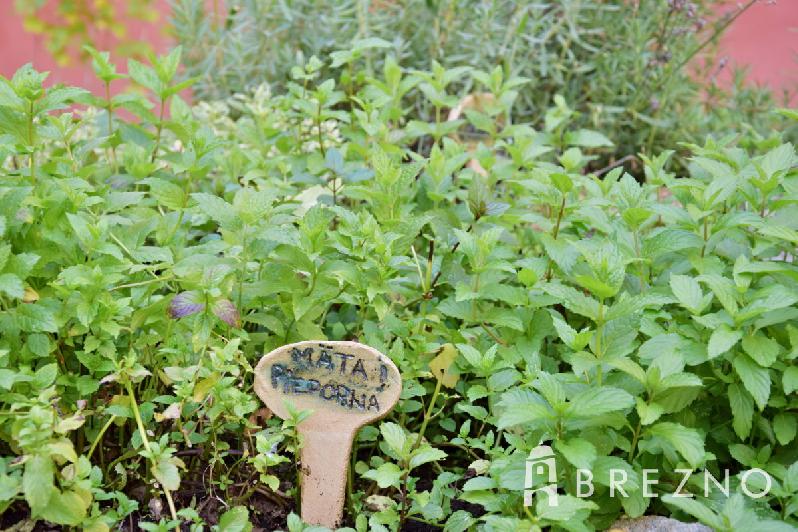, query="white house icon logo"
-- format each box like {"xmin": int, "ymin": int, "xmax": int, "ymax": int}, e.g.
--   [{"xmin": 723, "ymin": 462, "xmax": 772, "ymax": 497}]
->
[{"xmin": 525, "ymin": 445, "xmax": 559, "ymax": 507}]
